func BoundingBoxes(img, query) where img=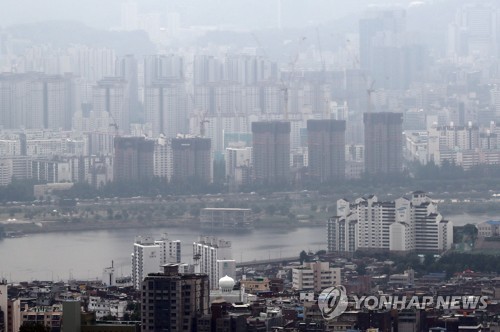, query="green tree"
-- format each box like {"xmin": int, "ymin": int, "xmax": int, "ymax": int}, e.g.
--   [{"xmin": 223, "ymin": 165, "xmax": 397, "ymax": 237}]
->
[
  {"xmin": 102, "ymin": 314, "xmax": 117, "ymax": 321},
  {"xmin": 251, "ymin": 205, "xmax": 262, "ymax": 214},
  {"xmin": 463, "ymin": 224, "xmax": 478, "ymax": 241},
  {"xmin": 265, "ymin": 204, "xmax": 276, "ymax": 216},
  {"xmin": 356, "ymin": 263, "xmax": 367, "ymax": 275},
  {"xmin": 299, "ymin": 250, "xmax": 308, "ymax": 264},
  {"xmin": 278, "ymin": 203, "xmax": 290, "ymax": 216},
  {"xmin": 423, "ymin": 253, "xmax": 435, "ymax": 267},
  {"xmin": 190, "ymin": 206, "xmax": 201, "ymax": 217}
]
